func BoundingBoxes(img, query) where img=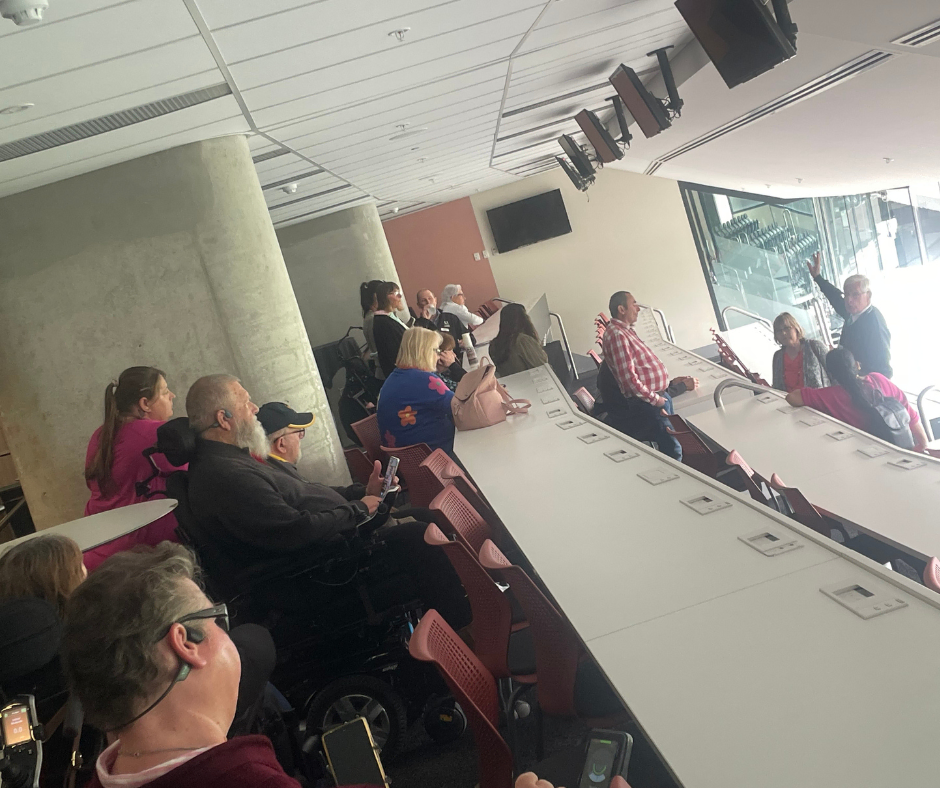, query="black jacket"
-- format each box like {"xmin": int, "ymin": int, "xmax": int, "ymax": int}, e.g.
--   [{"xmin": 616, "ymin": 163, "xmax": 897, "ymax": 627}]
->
[
  {"xmin": 814, "ymin": 275, "xmax": 892, "ymax": 378},
  {"xmin": 373, "ymin": 314, "xmax": 407, "ymax": 378},
  {"xmin": 186, "ymin": 440, "xmax": 368, "ymax": 572}
]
